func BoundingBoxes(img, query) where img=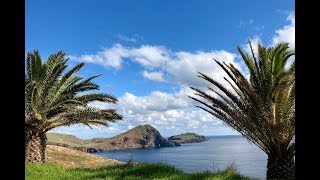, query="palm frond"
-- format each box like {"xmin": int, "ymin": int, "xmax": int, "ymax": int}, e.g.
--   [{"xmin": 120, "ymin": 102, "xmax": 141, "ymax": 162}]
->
[
  {"xmin": 25, "ymin": 50, "xmax": 122, "ymax": 134},
  {"xmin": 190, "ymin": 41, "xmax": 295, "ymax": 157},
  {"xmin": 43, "ymin": 108, "xmax": 122, "ymax": 132}
]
